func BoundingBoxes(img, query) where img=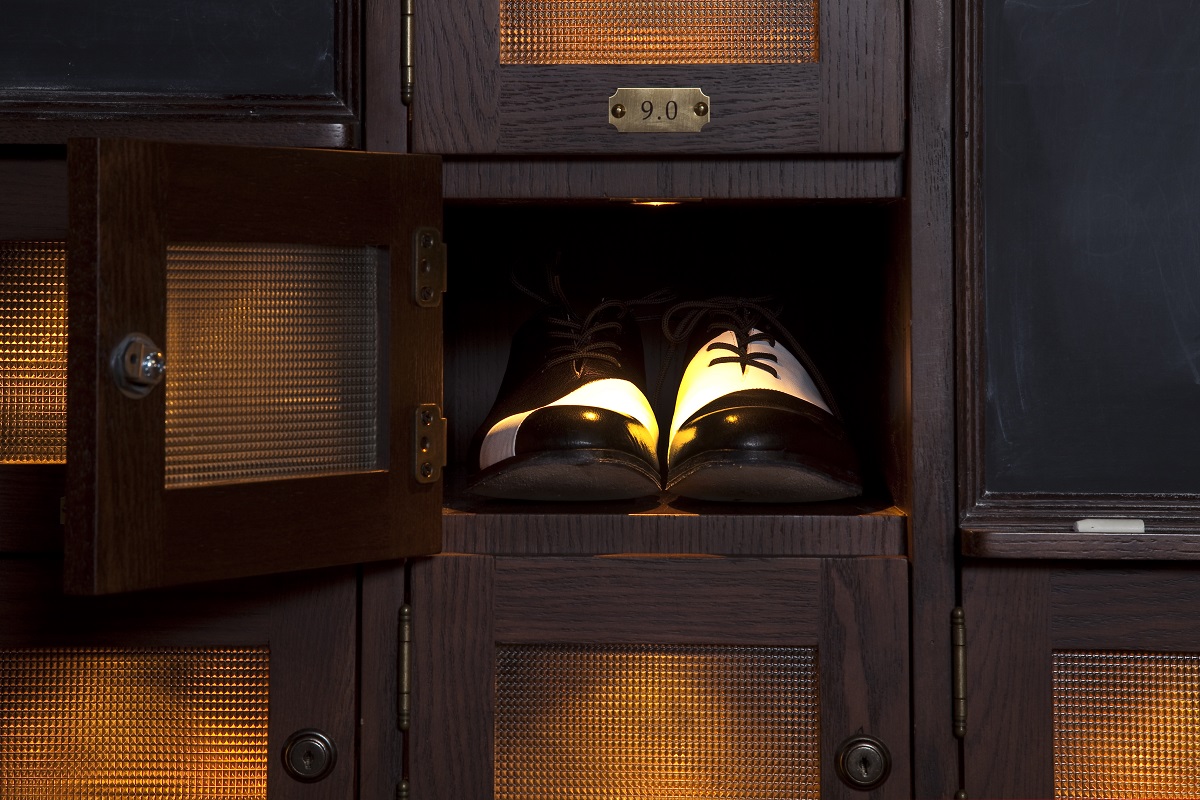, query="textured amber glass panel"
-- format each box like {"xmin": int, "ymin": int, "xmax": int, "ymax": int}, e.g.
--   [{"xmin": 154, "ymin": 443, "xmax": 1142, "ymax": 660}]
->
[
  {"xmin": 165, "ymin": 244, "xmax": 383, "ymax": 488},
  {"xmin": 499, "ymin": 0, "xmax": 819, "ymax": 65},
  {"xmin": 1054, "ymin": 650, "xmax": 1200, "ymax": 799},
  {"xmin": 0, "ymin": 647, "xmax": 269, "ymax": 800},
  {"xmin": 495, "ymin": 643, "xmax": 820, "ymax": 800},
  {"xmin": 0, "ymin": 242, "xmax": 67, "ymax": 464}
]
